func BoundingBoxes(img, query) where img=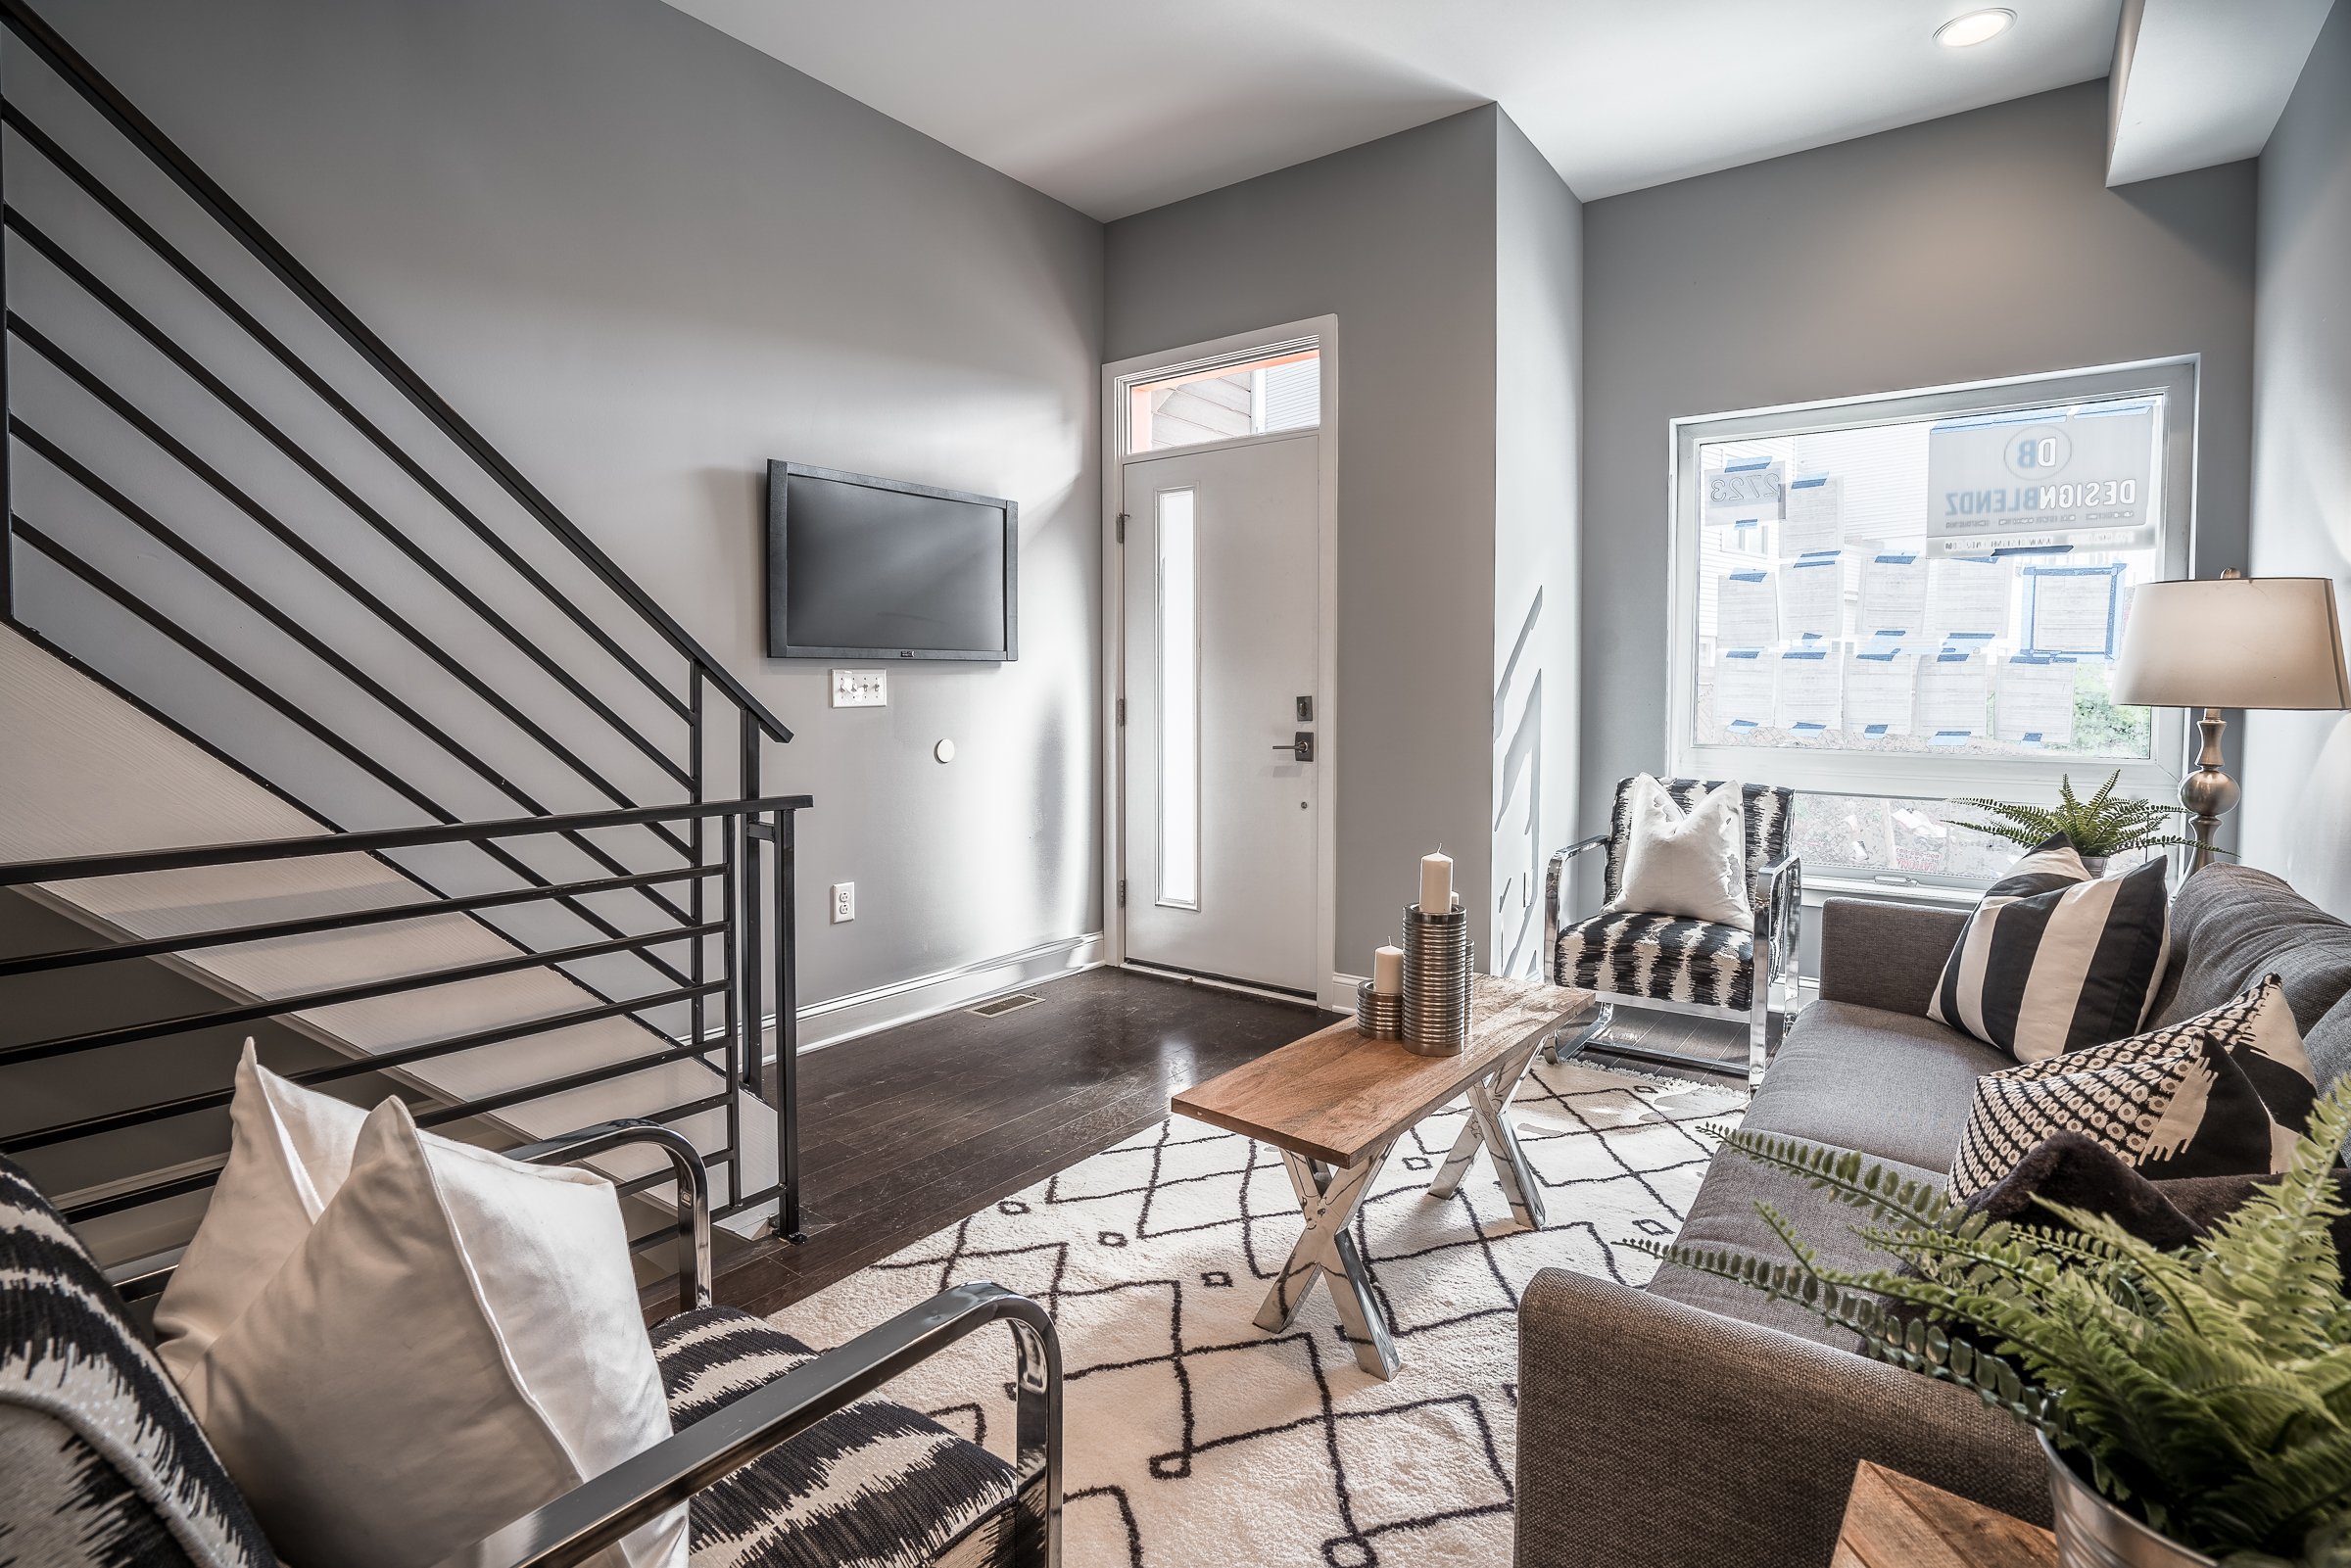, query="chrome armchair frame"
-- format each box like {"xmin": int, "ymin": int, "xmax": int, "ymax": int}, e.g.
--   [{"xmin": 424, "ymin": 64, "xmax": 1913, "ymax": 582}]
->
[
  {"xmin": 103, "ymin": 1117, "xmax": 1061, "ymax": 1568},
  {"xmin": 1541, "ymin": 833, "xmax": 1801, "ymax": 1087},
  {"xmin": 506, "ymin": 1118, "xmax": 715, "ymax": 1314}
]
